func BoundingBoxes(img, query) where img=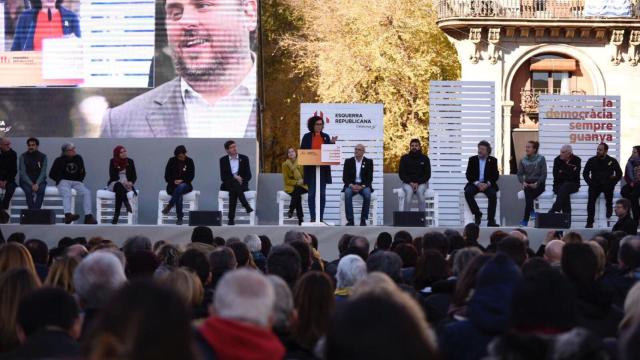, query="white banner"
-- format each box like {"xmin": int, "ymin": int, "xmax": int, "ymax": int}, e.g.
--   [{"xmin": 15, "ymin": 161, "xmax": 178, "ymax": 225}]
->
[{"xmin": 300, "ymin": 103, "xmax": 384, "ymax": 225}]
